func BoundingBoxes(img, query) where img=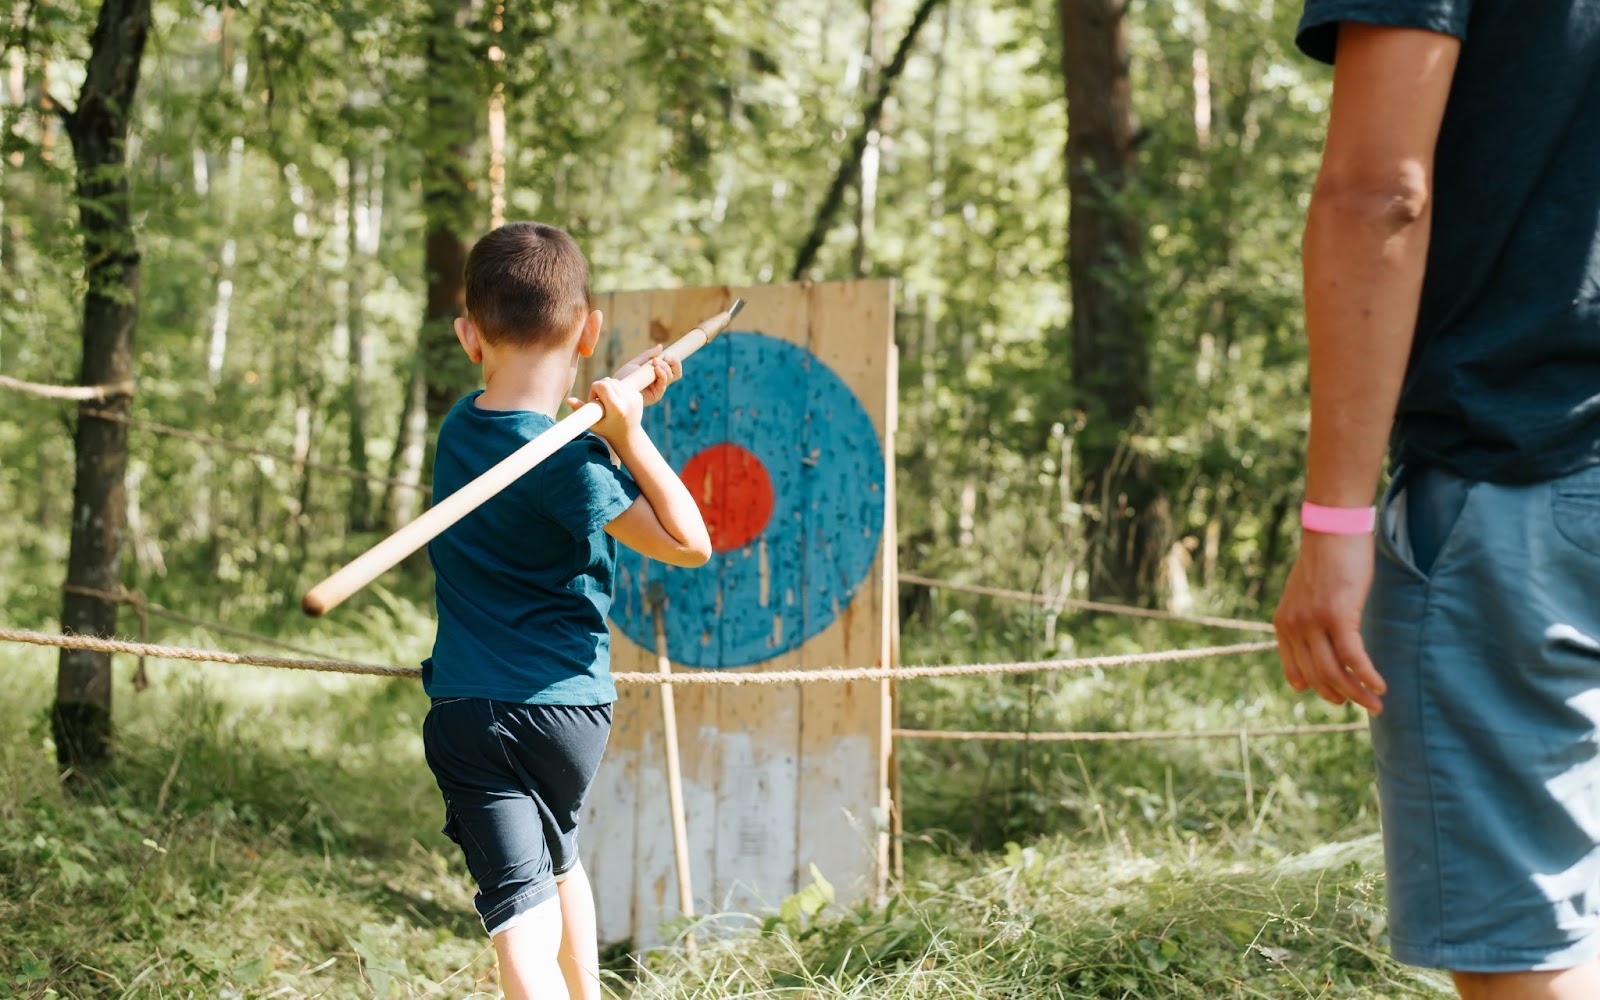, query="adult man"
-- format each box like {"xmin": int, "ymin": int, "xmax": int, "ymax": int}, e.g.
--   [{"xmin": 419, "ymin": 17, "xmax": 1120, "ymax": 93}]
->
[{"xmin": 1273, "ymin": 4, "xmax": 1600, "ymax": 998}]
